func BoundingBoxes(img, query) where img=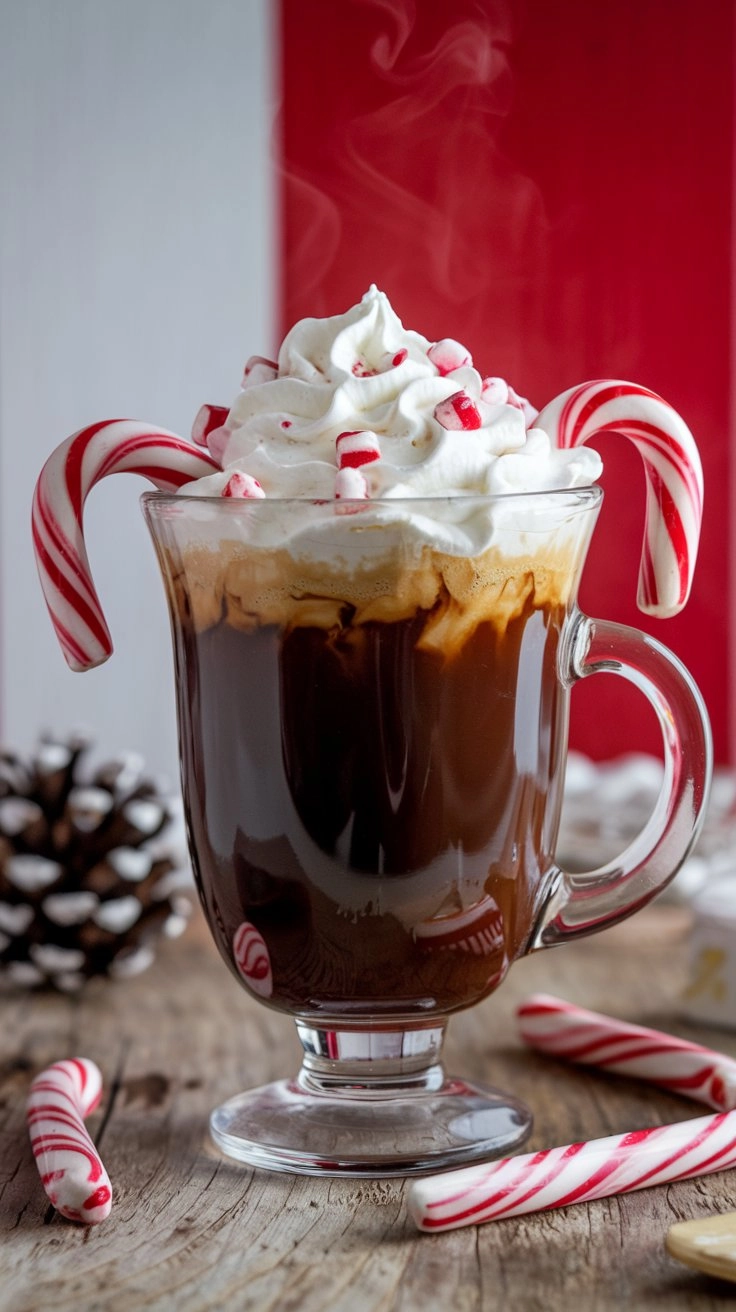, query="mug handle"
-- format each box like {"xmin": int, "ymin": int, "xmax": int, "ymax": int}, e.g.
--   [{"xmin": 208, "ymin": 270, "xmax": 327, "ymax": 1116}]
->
[{"xmin": 530, "ymin": 610, "xmax": 713, "ymax": 950}]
